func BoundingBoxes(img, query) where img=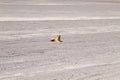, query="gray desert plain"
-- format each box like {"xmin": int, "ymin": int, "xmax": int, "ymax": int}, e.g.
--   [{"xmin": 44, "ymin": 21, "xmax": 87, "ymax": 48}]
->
[{"xmin": 0, "ymin": 0, "xmax": 120, "ymax": 80}]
